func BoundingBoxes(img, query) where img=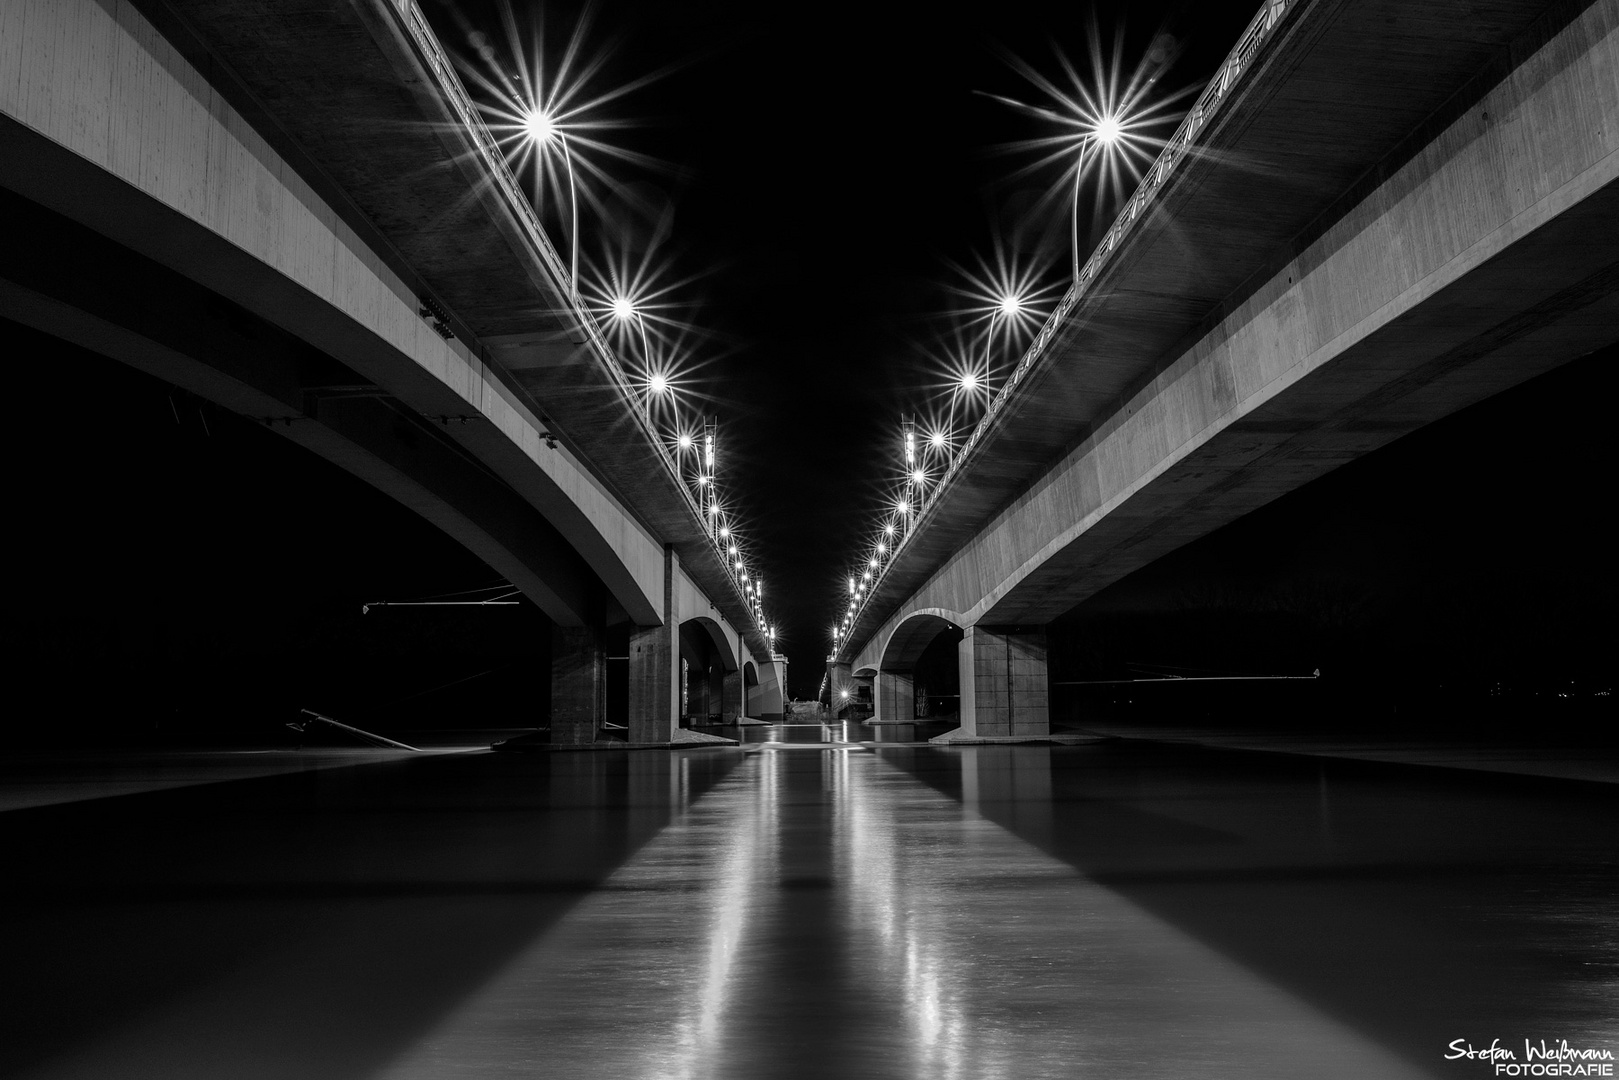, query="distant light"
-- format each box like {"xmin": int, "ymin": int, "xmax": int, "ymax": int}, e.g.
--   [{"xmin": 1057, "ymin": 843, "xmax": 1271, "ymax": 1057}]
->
[
  {"xmin": 910, "ymin": 469, "xmax": 926, "ymax": 485},
  {"xmin": 840, "ymin": 689, "xmax": 850, "ymax": 700},
  {"xmin": 705, "ymin": 434, "xmax": 715, "ymax": 470},
  {"xmin": 719, "ymin": 525, "xmax": 730, "ymax": 538},
  {"xmin": 868, "ymin": 557, "xmax": 878, "ymax": 569},
  {"xmin": 648, "ymin": 372, "xmax": 669, "ymax": 395},
  {"xmin": 522, "ymin": 108, "xmax": 557, "ymax": 144},
  {"xmin": 876, "ymin": 542, "xmax": 887, "ymax": 554},
  {"xmin": 960, "ymin": 372, "xmax": 980, "ymax": 392},
  {"xmin": 678, "ymin": 433, "xmax": 693, "ymax": 450},
  {"xmin": 862, "ymin": 571, "xmax": 871, "ymax": 582},
  {"xmin": 848, "ymin": 577, "xmax": 856, "ymax": 594},
  {"xmin": 610, "ymin": 296, "xmax": 636, "ymax": 320},
  {"xmin": 896, "ymin": 500, "xmax": 910, "ymax": 514},
  {"xmin": 729, "ymin": 543, "xmax": 739, "ymax": 556},
  {"xmin": 699, "ymin": 475, "xmax": 711, "ymax": 486},
  {"xmin": 1094, "ymin": 113, "xmax": 1123, "ymax": 145},
  {"xmin": 884, "ymin": 524, "xmax": 895, "ymax": 537},
  {"xmin": 736, "ymin": 560, "xmax": 744, "ymax": 571},
  {"xmin": 929, "ymin": 430, "xmax": 946, "ymax": 449},
  {"xmin": 996, "ymin": 293, "xmax": 1023, "ymax": 317}
]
